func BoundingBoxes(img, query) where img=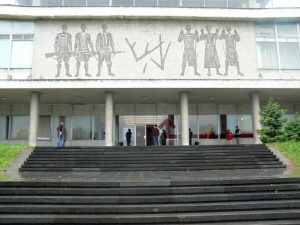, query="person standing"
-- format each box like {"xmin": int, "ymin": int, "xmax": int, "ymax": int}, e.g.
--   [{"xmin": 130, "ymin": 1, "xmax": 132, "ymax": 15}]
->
[
  {"xmin": 226, "ymin": 129, "xmax": 233, "ymax": 144},
  {"xmin": 189, "ymin": 128, "xmax": 193, "ymax": 146},
  {"xmin": 235, "ymin": 125, "xmax": 240, "ymax": 144},
  {"xmin": 160, "ymin": 129, "xmax": 167, "ymax": 146},
  {"xmin": 57, "ymin": 121, "xmax": 67, "ymax": 148},
  {"xmin": 125, "ymin": 129, "xmax": 132, "ymax": 146},
  {"xmin": 152, "ymin": 125, "xmax": 160, "ymax": 146}
]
